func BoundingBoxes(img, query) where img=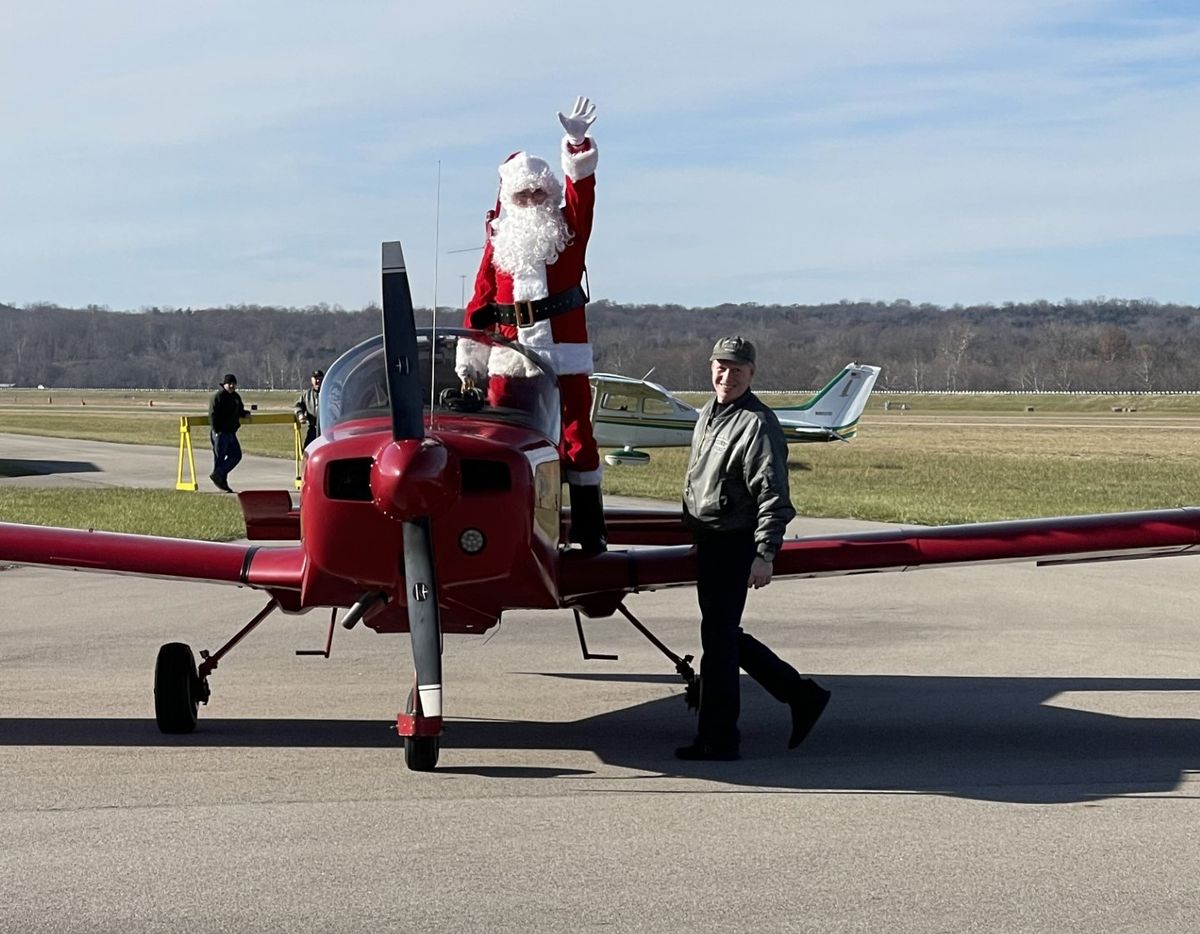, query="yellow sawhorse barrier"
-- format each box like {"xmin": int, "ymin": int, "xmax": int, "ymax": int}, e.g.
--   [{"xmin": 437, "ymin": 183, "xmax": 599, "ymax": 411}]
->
[{"xmin": 176, "ymin": 413, "xmax": 304, "ymax": 491}]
